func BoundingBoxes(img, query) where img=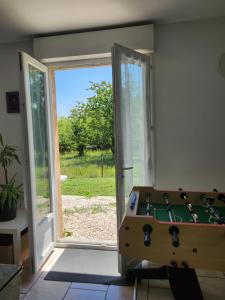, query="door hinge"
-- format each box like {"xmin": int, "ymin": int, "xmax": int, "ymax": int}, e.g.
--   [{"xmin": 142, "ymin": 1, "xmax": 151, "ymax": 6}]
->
[{"xmin": 19, "ymin": 52, "xmax": 22, "ymax": 72}]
